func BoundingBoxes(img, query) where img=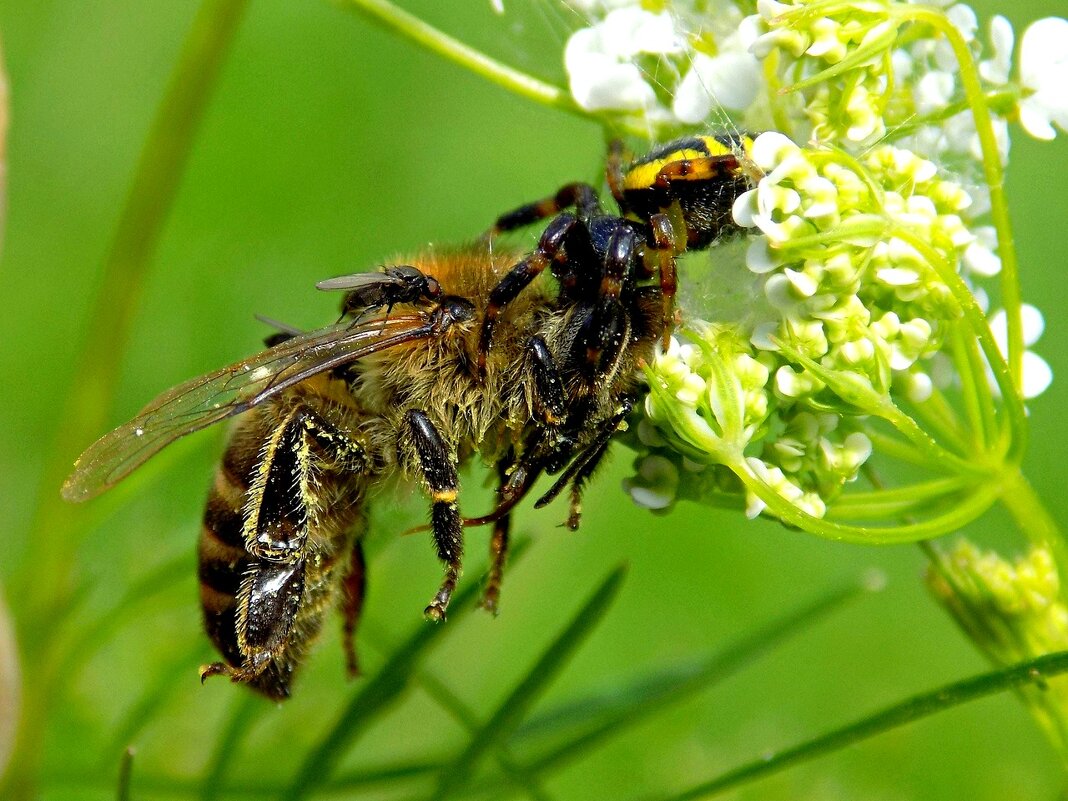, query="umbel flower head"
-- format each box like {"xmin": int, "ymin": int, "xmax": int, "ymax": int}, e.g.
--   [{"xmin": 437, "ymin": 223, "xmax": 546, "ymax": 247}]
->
[
  {"xmin": 928, "ymin": 540, "xmax": 1068, "ymax": 760},
  {"xmin": 631, "ymin": 130, "xmax": 1004, "ymax": 538},
  {"xmin": 551, "ymin": 0, "xmax": 1065, "ymax": 544}
]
